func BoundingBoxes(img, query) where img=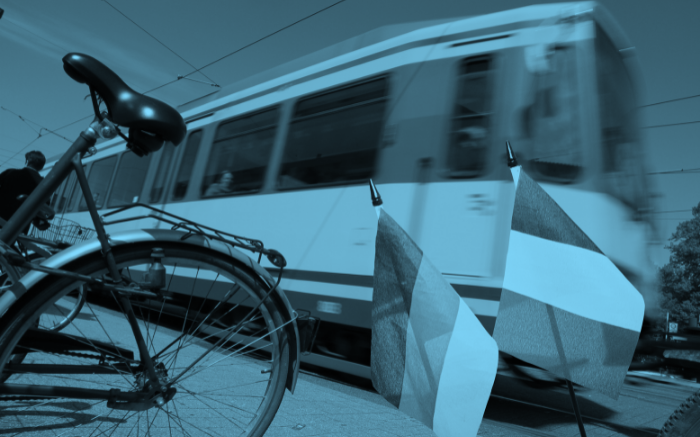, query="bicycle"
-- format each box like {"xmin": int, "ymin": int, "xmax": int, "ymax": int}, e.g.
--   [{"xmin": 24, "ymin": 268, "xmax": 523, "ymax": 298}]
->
[
  {"xmin": 0, "ymin": 53, "xmax": 302, "ymax": 437},
  {"xmin": 0, "ymin": 217, "xmax": 93, "ymax": 383}
]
